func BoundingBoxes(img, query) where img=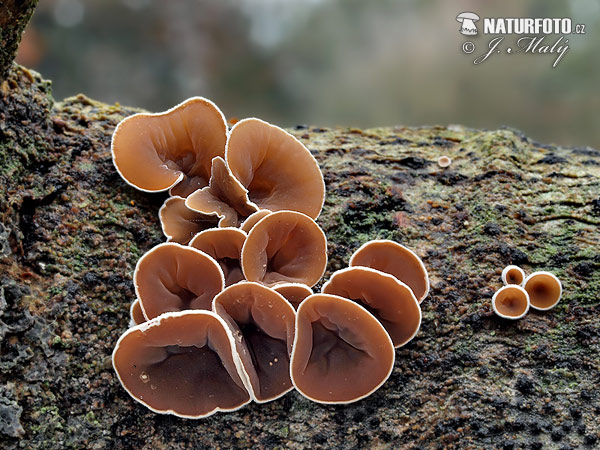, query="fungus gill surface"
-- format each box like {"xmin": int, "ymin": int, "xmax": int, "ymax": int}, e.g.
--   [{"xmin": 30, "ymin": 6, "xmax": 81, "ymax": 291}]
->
[
  {"xmin": 290, "ymin": 294, "xmax": 395, "ymax": 404},
  {"xmin": 523, "ymin": 271, "xmax": 562, "ymax": 310},
  {"xmin": 350, "ymin": 239, "xmax": 430, "ymax": 302},
  {"xmin": 212, "ymin": 282, "xmax": 296, "ymax": 403},
  {"xmin": 322, "ymin": 266, "xmax": 421, "ymax": 347},
  {"xmin": 189, "ymin": 227, "xmax": 247, "ymax": 287},
  {"xmin": 241, "ymin": 210, "xmax": 327, "ymax": 287},
  {"xmin": 134, "ymin": 243, "xmax": 224, "ymax": 320},
  {"xmin": 492, "ymin": 285, "xmax": 530, "ymax": 320},
  {"xmin": 112, "ymin": 310, "xmax": 251, "ymax": 418},
  {"xmin": 226, "ymin": 118, "xmax": 325, "ymax": 219},
  {"xmin": 111, "ymin": 97, "xmax": 227, "ymax": 197}
]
